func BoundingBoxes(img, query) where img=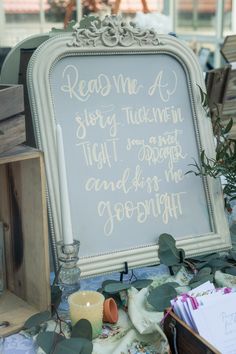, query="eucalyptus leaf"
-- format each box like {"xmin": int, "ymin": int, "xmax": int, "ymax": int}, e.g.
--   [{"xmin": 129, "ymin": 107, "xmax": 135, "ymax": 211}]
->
[
  {"xmin": 36, "ymin": 332, "xmax": 64, "ymax": 354},
  {"xmin": 103, "ymin": 282, "xmax": 131, "ymax": 294},
  {"xmin": 101, "ymin": 279, "xmax": 121, "ymax": 289},
  {"xmin": 193, "ymin": 261, "xmax": 210, "ymax": 270},
  {"xmin": 189, "ymin": 267, "xmax": 212, "ymax": 285},
  {"xmin": 189, "ymin": 253, "xmax": 218, "ymax": 262},
  {"xmin": 228, "ymin": 251, "xmax": 236, "ymax": 261},
  {"xmin": 197, "ymin": 84, "xmax": 208, "ymax": 108},
  {"xmin": 24, "ymin": 311, "xmax": 51, "ymax": 329},
  {"xmin": 188, "ymin": 253, "xmax": 219, "ymax": 270},
  {"xmin": 159, "ymin": 233, "xmax": 175, "ymax": 247},
  {"xmin": 53, "ymin": 338, "xmax": 93, "ymax": 354},
  {"xmin": 208, "ymin": 258, "xmax": 230, "ymax": 272},
  {"xmin": 158, "ymin": 233, "xmax": 185, "ymax": 267},
  {"xmin": 71, "ymin": 319, "xmax": 92, "ymax": 341},
  {"xmin": 223, "ymin": 267, "xmax": 236, "ymax": 276},
  {"xmin": 131, "ymin": 279, "xmax": 153, "ymax": 290},
  {"xmin": 169, "ymin": 264, "xmax": 182, "ymax": 275},
  {"xmin": 147, "ymin": 284, "xmax": 177, "ymax": 312},
  {"xmin": 164, "ymin": 282, "xmax": 180, "ymax": 288},
  {"xmin": 224, "ymin": 118, "xmax": 233, "ymax": 134},
  {"xmin": 189, "ymin": 275, "xmax": 214, "ymax": 289}
]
